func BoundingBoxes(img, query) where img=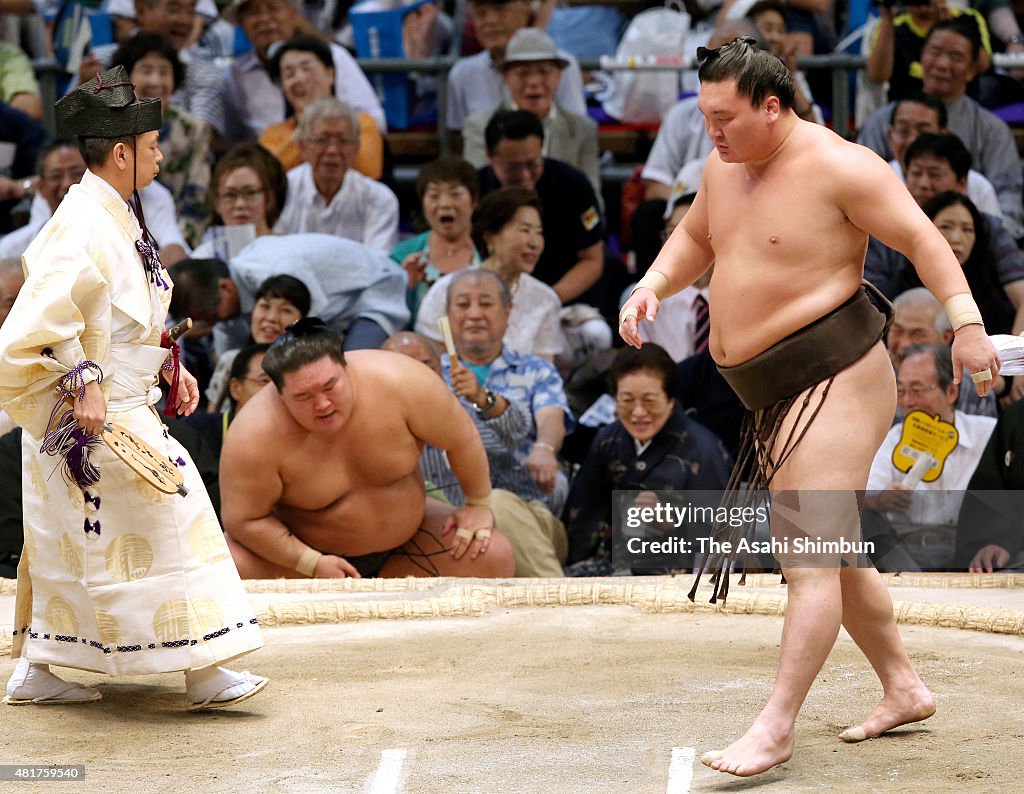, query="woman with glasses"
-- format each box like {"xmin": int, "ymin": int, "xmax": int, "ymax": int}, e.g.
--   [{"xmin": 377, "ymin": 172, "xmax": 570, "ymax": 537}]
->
[
  {"xmin": 260, "ymin": 35, "xmax": 383, "ymax": 179},
  {"xmin": 178, "ymin": 141, "xmax": 409, "ymax": 374},
  {"xmin": 111, "ymin": 32, "xmax": 212, "ymax": 249},
  {"xmin": 563, "ymin": 343, "xmax": 733, "ymax": 576},
  {"xmin": 391, "ymin": 156, "xmax": 483, "ymax": 325},
  {"xmin": 205, "ymin": 274, "xmax": 311, "ymax": 412},
  {"xmin": 192, "ymin": 142, "xmax": 288, "ymax": 258}
]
